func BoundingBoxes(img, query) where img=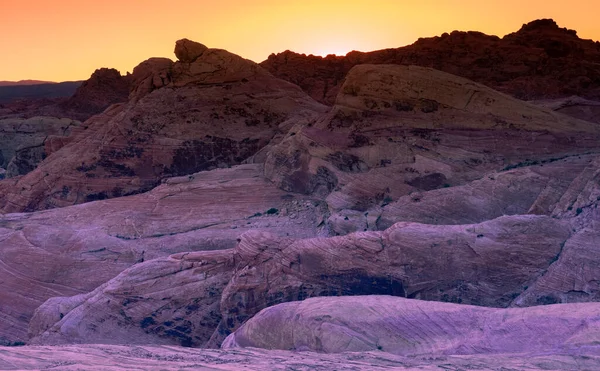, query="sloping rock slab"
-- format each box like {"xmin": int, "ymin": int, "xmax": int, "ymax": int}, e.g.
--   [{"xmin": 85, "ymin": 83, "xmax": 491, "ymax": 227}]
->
[{"xmin": 223, "ymin": 295, "xmax": 600, "ymax": 357}]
